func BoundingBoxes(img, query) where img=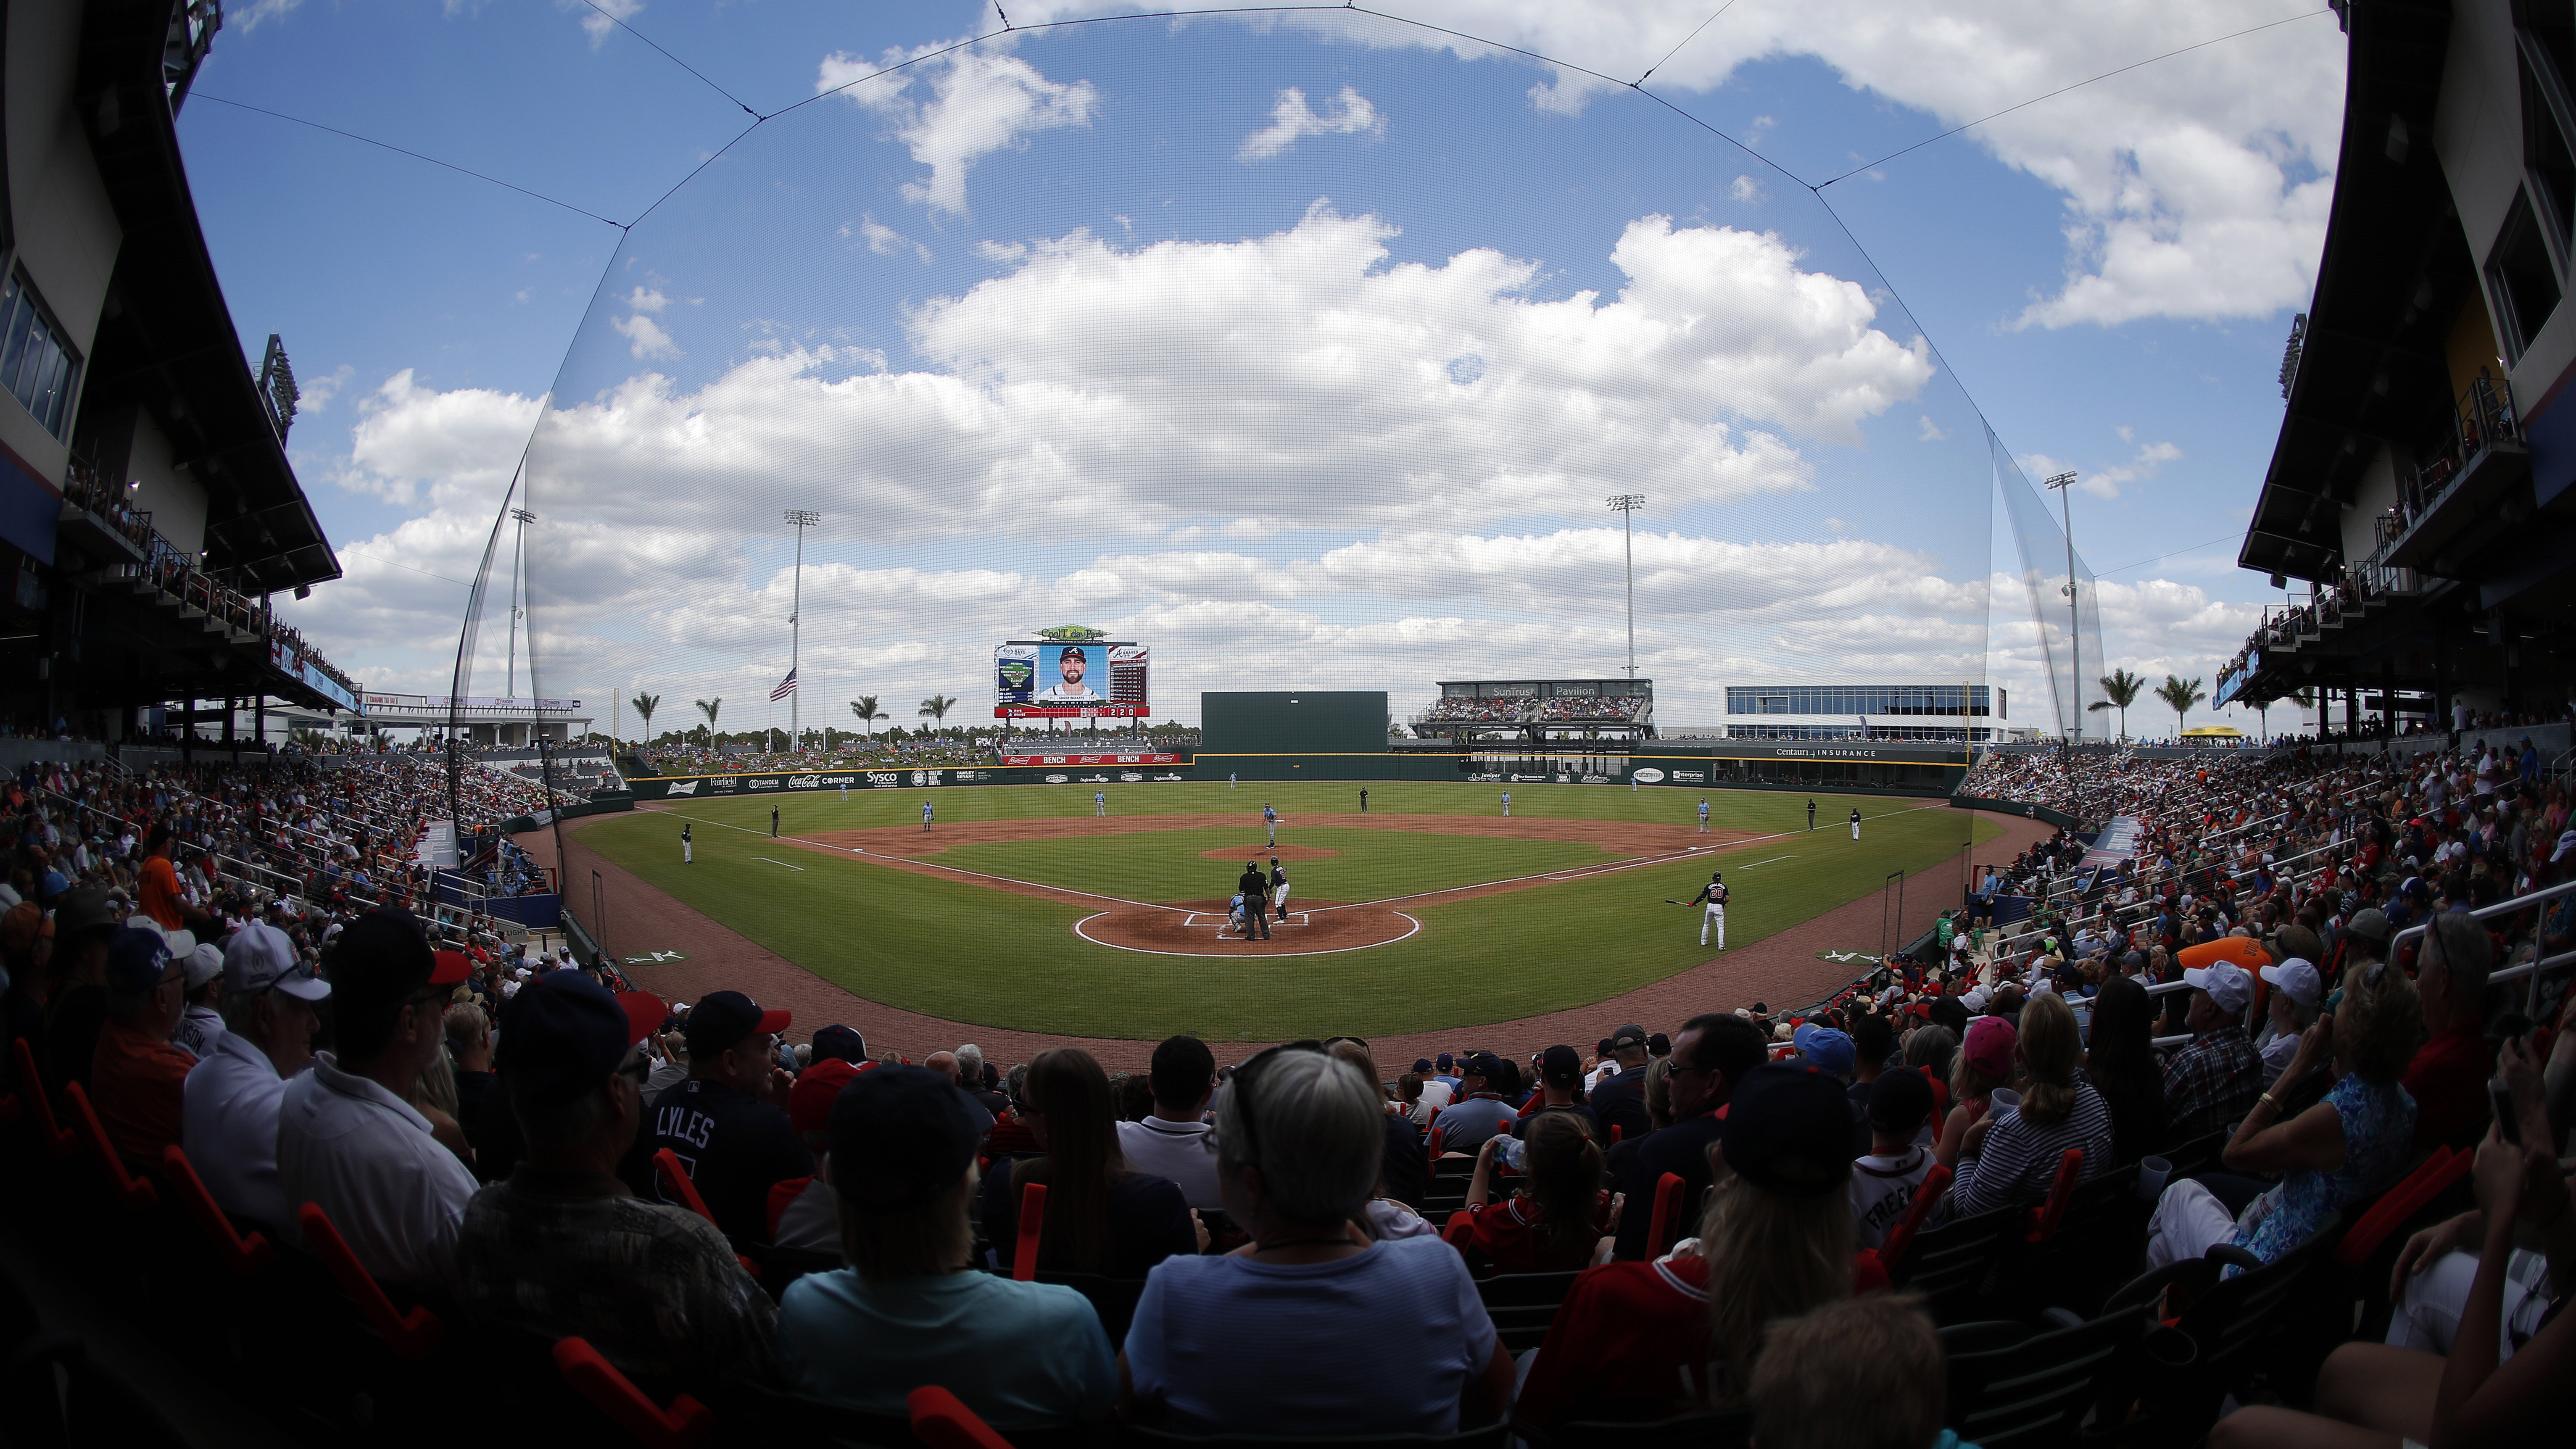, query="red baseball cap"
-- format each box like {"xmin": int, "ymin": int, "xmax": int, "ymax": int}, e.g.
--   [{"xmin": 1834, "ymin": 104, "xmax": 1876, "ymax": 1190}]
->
[
  {"xmin": 430, "ymin": 949, "xmax": 472, "ymax": 987},
  {"xmin": 789, "ymin": 1057, "xmax": 862, "ymax": 1135}
]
